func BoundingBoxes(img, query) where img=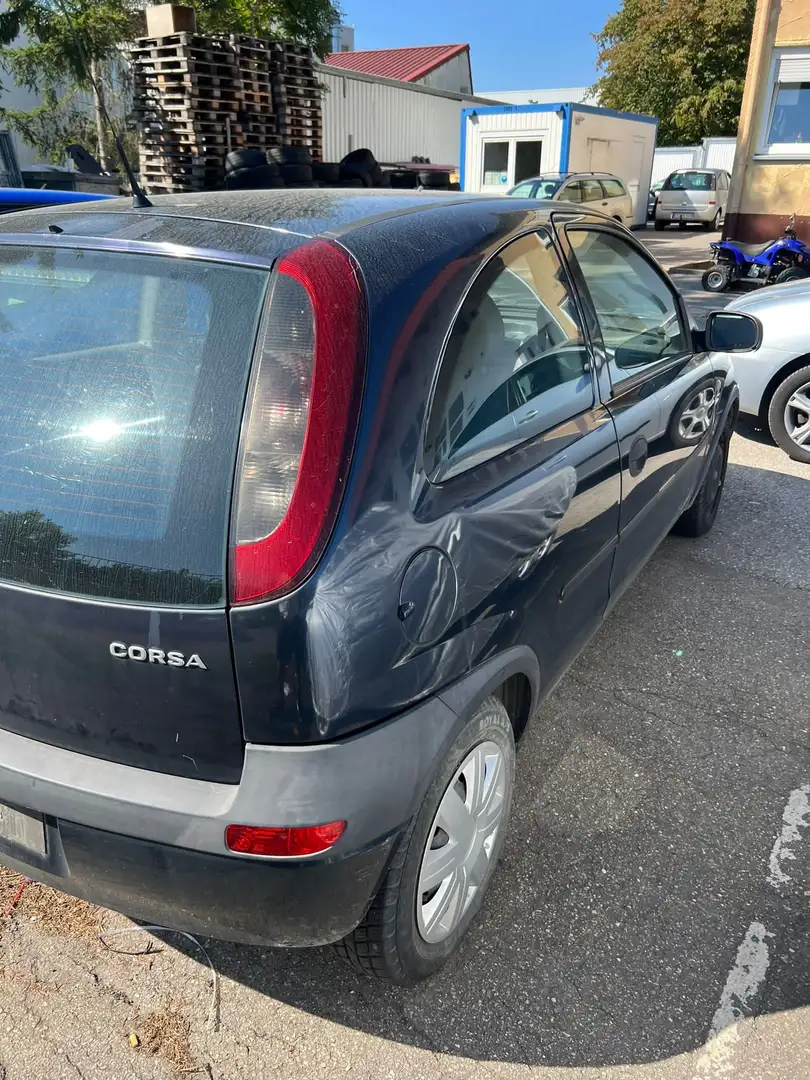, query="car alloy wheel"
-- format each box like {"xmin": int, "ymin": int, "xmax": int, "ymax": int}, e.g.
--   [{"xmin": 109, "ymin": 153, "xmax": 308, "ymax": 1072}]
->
[
  {"xmin": 416, "ymin": 740, "xmax": 507, "ymax": 944},
  {"xmin": 784, "ymin": 379, "xmax": 810, "ymax": 451},
  {"xmin": 678, "ymin": 385, "xmax": 717, "ymax": 441}
]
